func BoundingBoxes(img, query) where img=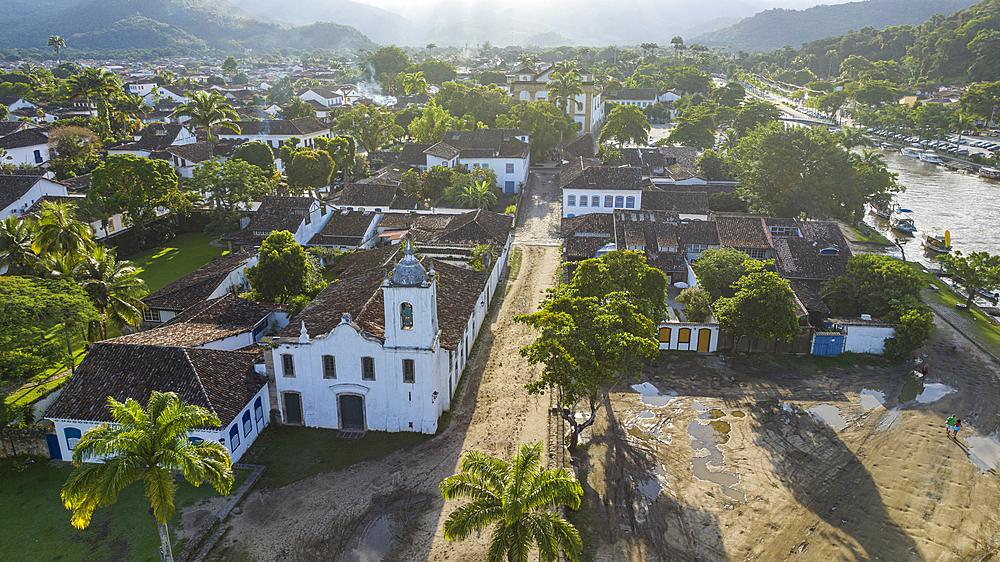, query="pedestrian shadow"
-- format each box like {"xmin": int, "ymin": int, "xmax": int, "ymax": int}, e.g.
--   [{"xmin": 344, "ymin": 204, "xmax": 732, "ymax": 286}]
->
[{"xmin": 747, "ymin": 398, "xmax": 923, "ymax": 561}]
